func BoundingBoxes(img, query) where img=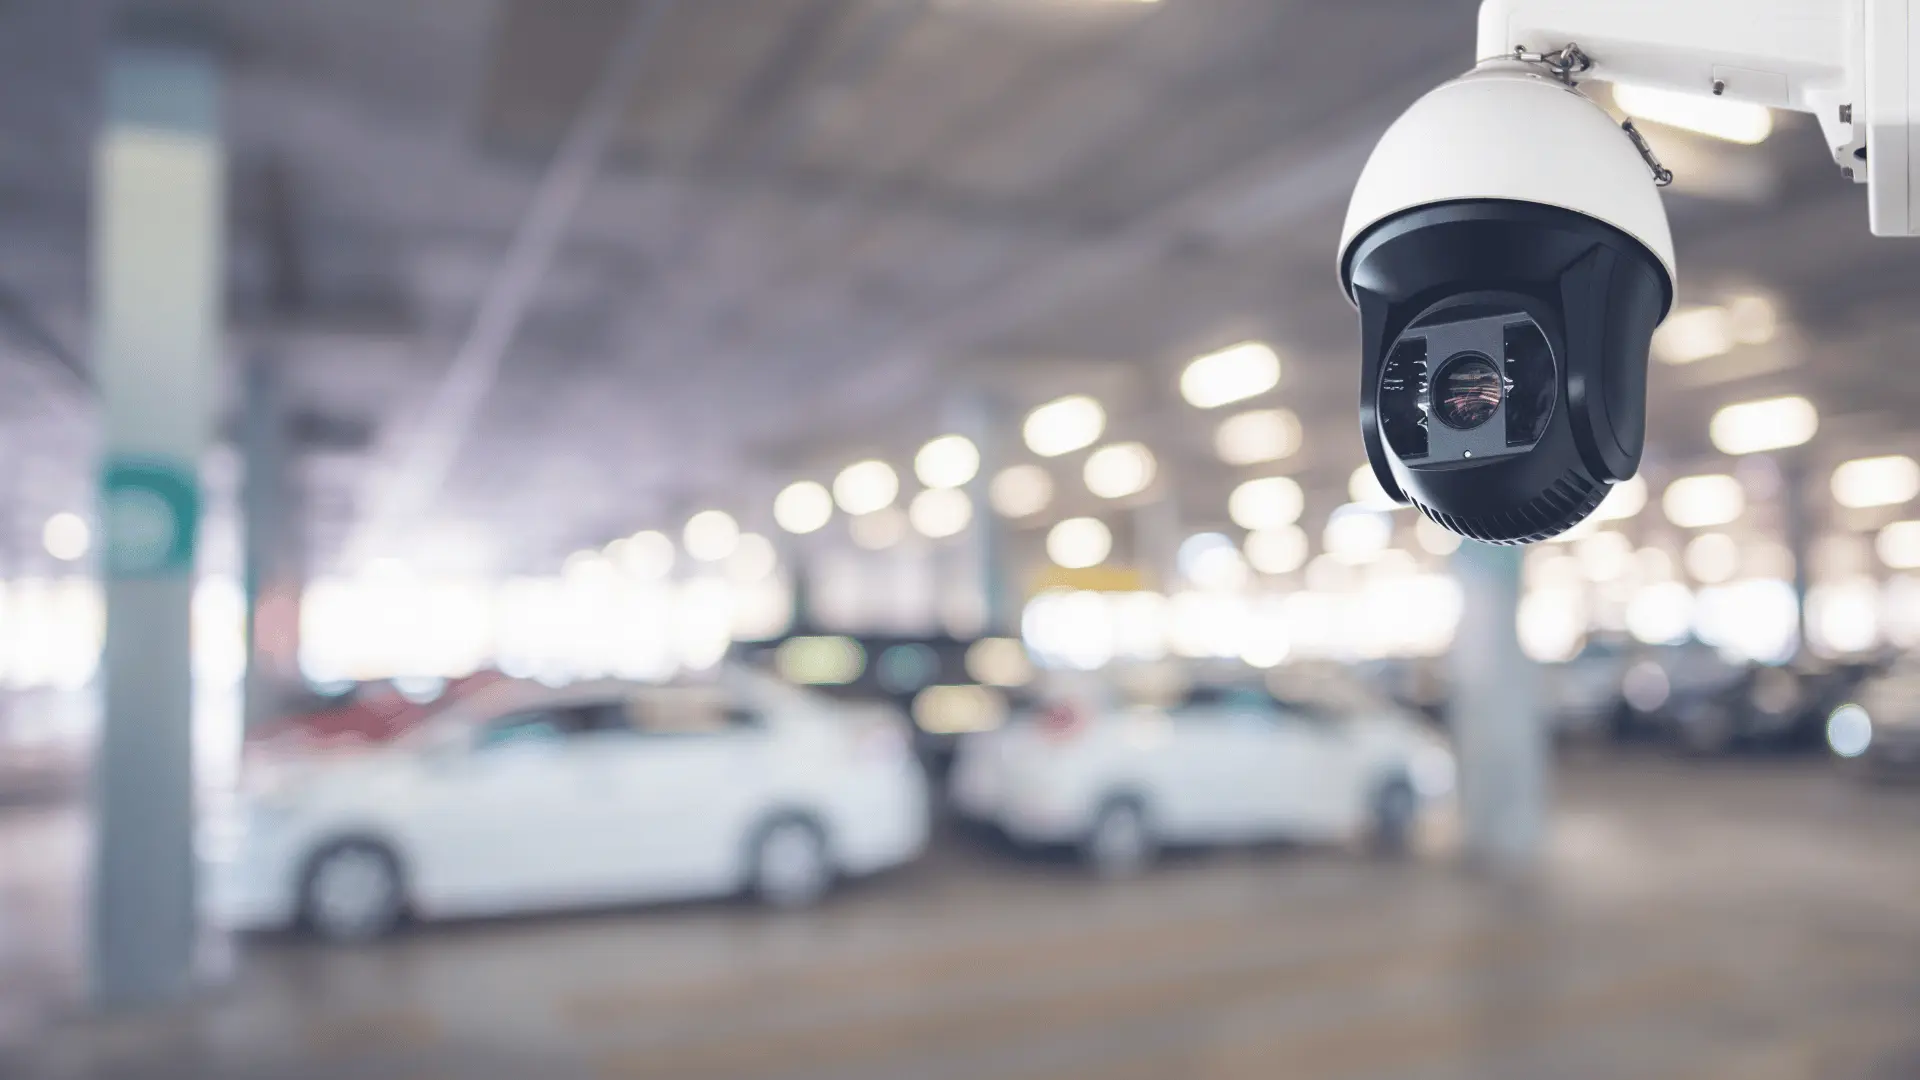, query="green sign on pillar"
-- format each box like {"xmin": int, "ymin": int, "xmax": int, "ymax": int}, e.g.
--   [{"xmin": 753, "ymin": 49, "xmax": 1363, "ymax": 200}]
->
[{"xmin": 101, "ymin": 455, "xmax": 199, "ymax": 579}]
